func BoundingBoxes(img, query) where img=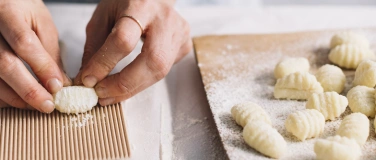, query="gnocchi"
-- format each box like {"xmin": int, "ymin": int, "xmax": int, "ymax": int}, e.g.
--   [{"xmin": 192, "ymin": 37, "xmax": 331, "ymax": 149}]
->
[
  {"xmin": 231, "ymin": 102, "xmax": 271, "ymax": 127},
  {"xmin": 336, "ymin": 113, "xmax": 369, "ymax": 146},
  {"xmin": 285, "ymin": 109, "xmax": 325, "ymax": 141},
  {"xmin": 330, "ymin": 32, "xmax": 369, "ymax": 49},
  {"xmin": 314, "ymin": 135, "xmax": 361, "ymax": 160},
  {"xmin": 274, "ymin": 57, "xmax": 310, "ymax": 79},
  {"xmin": 328, "ymin": 44, "xmax": 375, "ymax": 69},
  {"xmin": 54, "ymin": 86, "xmax": 98, "ymax": 114},
  {"xmin": 353, "ymin": 60, "xmax": 376, "ymax": 87},
  {"xmin": 347, "ymin": 86, "xmax": 376, "ymax": 117},
  {"xmin": 274, "ymin": 72, "xmax": 324, "ymax": 100},
  {"xmin": 243, "ymin": 121, "xmax": 286, "ymax": 159},
  {"xmin": 315, "ymin": 64, "xmax": 346, "ymax": 93},
  {"xmin": 306, "ymin": 92, "xmax": 348, "ymax": 120}
]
